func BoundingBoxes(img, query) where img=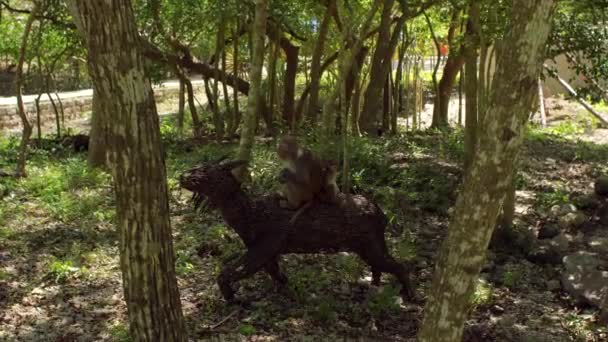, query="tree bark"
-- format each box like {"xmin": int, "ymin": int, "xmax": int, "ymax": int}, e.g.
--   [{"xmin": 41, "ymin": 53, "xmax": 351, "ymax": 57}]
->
[
  {"xmin": 358, "ymin": 0, "xmax": 394, "ymax": 134},
  {"xmin": 88, "ymin": 88, "xmax": 110, "ymax": 169},
  {"xmin": 14, "ymin": 2, "xmax": 38, "ymax": 178},
  {"xmin": 464, "ymin": 0, "xmax": 480, "ymax": 172},
  {"xmin": 307, "ymin": 0, "xmax": 335, "ymax": 122},
  {"xmin": 212, "ymin": 19, "xmax": 225, "ymax": 138},
  {"xmin": 417, "ymin": 1, "xmax": 556, "ymax": 341},
  {"xmin": 237, "ymin": 0, "xmax": 268, "ymax": 179},
  {"xmin": 68, "ymin": 2, "xmax": 187, "ymax": 341},
  {"xmin": 431, "ymin": 9, "xmax": 465, "ymax": 129},
  {"xmin": 322, "ymin": 0, "xmax": 381, "ymax": 140},
  {"xmin": 177, "ymin": 79, "xmax": 185, "ymax": 134},
  {"xmin": 230, "ymin": 23, "xmax": 240, "ymax": 135}
]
